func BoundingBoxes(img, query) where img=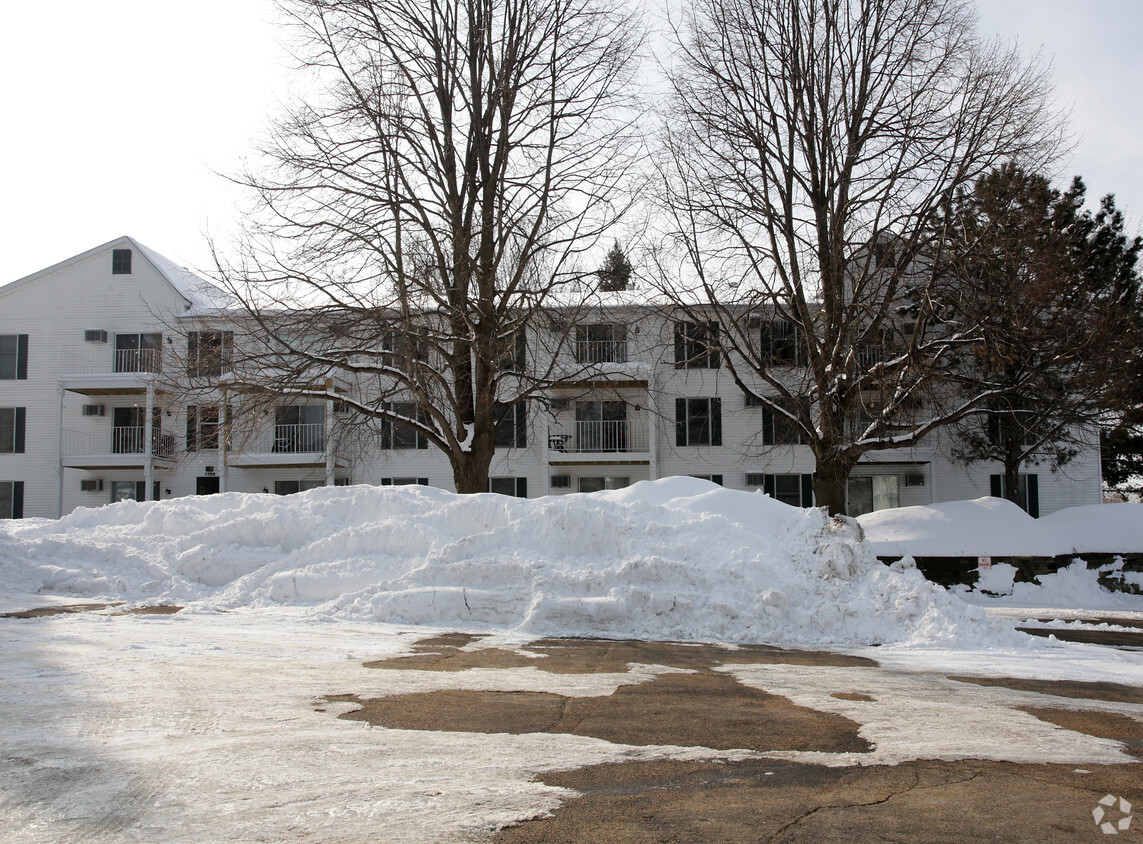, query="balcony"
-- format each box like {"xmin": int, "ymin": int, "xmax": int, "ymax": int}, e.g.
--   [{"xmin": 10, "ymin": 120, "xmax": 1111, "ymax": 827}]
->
[
  {"xmin": 547, "ymin": 420, "xmax": 650, "ymax": 461},
  {"xmin": 115, "ymin": 348, "xmax": 162, "ymax": 374},
  {"xmin": 228, "ymin": 422, "xmax": 341, "ymax": 469},
  {"xmin": 575, "ymin": 339, "xmax": 628, "ymax": 364},
  {"xmin": 61, "ymin": 427, "xmax": 175, "ymax": 470},
  {"xmin": 60, "ymin": 349, "xmax": 167, "ymax": 397}
]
